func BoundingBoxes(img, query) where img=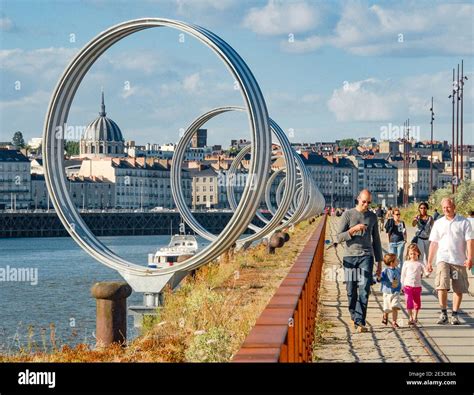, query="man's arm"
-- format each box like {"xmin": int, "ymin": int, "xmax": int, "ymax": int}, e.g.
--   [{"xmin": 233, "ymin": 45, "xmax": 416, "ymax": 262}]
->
[
  {"xmin": 427, "ymin": 241, "xmax": 438, "ymax": 272},
  {"xmin": 466, "ymin": 239, "xmax": 473, "ymax": 269},
  {"xmin": 335, "ymin": 211, "xmax": 352, "ymax": 243},
  {"xmin": 372, "ymin": 218, "xmax": 383, "ymax": 277}
]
